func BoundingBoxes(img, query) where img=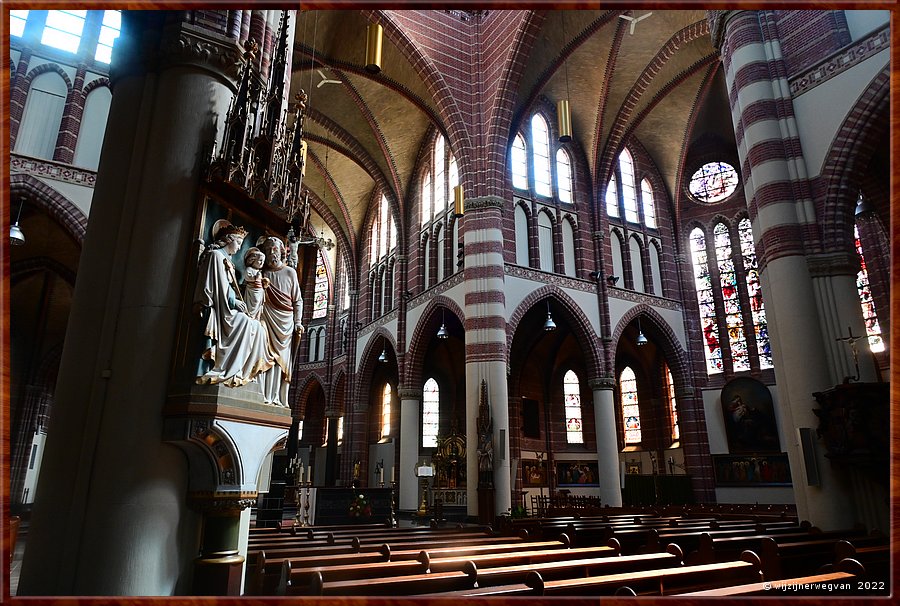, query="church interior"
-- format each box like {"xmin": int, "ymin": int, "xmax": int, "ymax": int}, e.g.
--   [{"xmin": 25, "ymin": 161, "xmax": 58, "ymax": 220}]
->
[{"xmin": 6, "ymin": 8, "xmax": 892, "ymax": 598}]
